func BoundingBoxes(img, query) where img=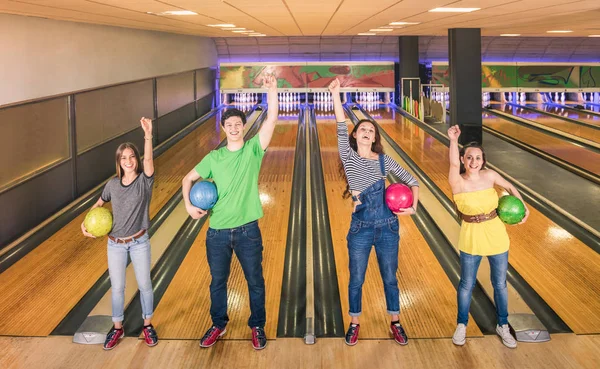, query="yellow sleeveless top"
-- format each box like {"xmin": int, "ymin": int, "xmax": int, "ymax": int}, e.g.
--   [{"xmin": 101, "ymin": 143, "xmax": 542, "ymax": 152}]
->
[{"xmin": 454, "ymin": 188, "xmax": 509, "ymax": 256}]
